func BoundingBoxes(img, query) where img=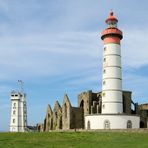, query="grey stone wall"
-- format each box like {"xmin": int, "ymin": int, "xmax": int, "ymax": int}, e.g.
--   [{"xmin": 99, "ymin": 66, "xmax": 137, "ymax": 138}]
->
[
  {"xmin": 38, "ymin": 89, "xmax": 147, "ymax": 132},
  {"xmin": 53, "ymin": 101, "xmax": 62, "ymax": 130},
  {"xmin": 122, "ymin": 91, "xmax": 132, "ymax": 114},
  {"xmin": 62, "ymin": 94, "xmax": 71, "ymax": 130},
  {"xmin": 70, "ymin": 107, "xmax": 83, "ymax": 129},
  {"xmin": 44, "ymin": 104, "xmax": 53, "ymax": 131},
  {"xmin": 138, "ymin": 103, "xmax": 148, "ymax": 128}
]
